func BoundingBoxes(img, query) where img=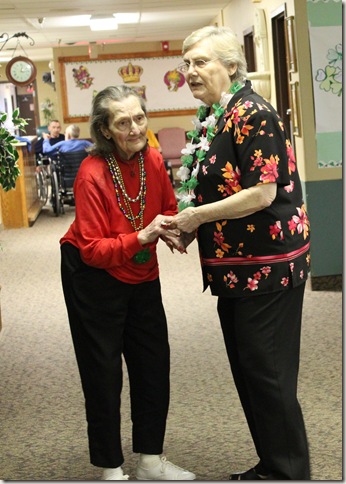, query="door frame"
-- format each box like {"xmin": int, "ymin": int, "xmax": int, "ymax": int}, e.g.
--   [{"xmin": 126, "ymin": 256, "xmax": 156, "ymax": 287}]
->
[{"xmin": 270, "ymin": 4, "xmax": 292, "ymax": 141}]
